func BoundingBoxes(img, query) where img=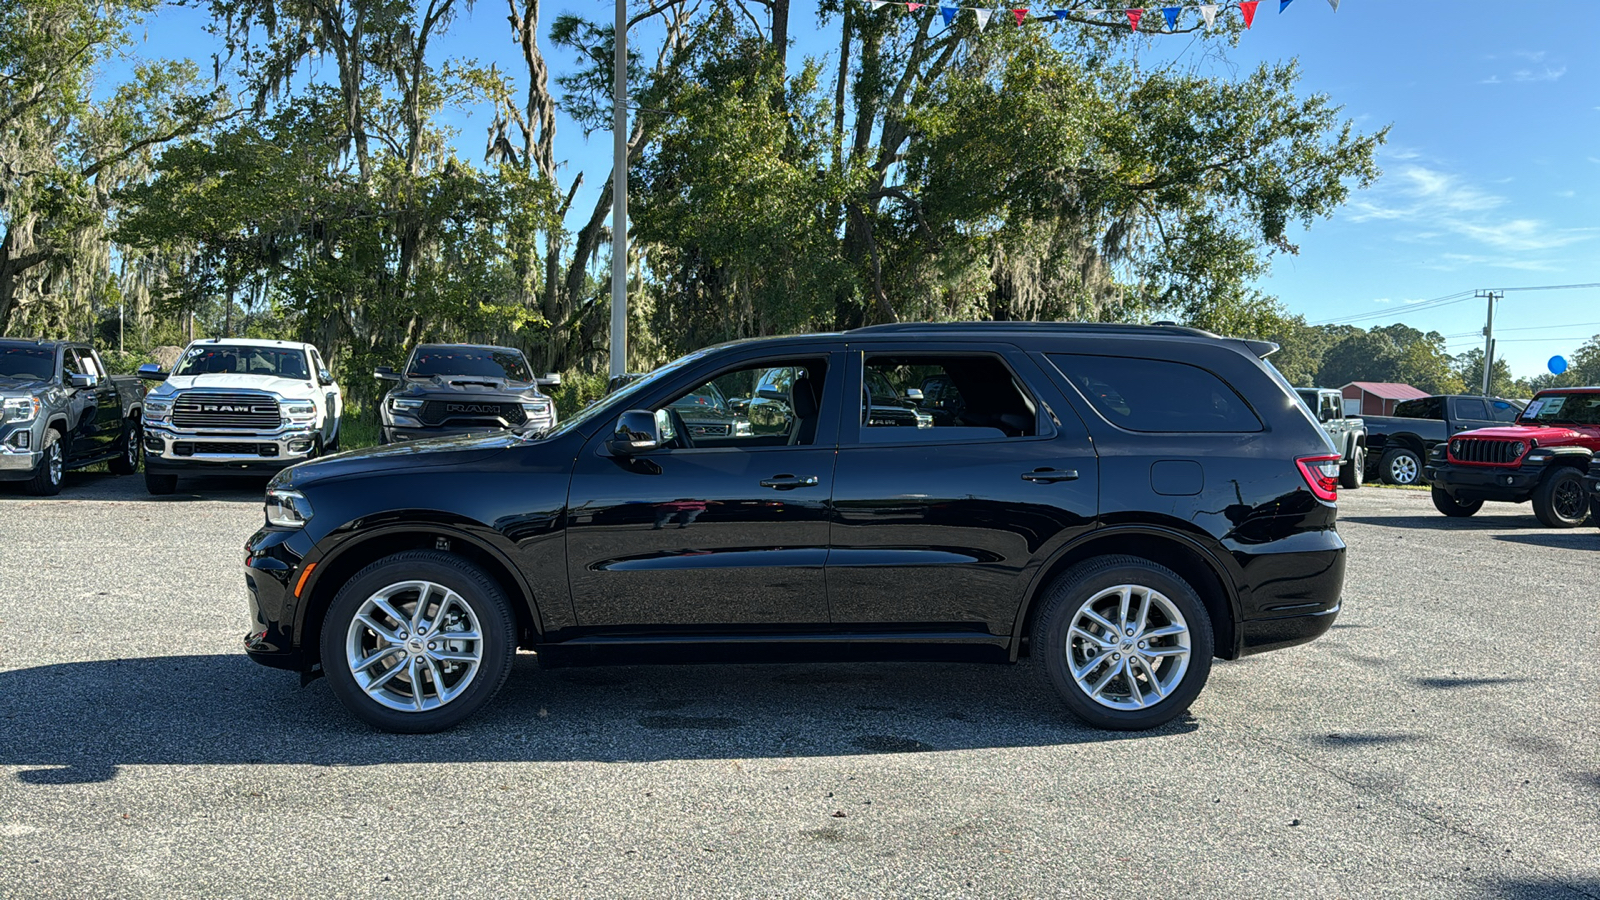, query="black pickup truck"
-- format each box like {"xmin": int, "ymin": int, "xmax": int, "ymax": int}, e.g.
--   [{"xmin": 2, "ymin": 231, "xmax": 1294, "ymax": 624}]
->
[
  {"xmin": 0, "ymin": 339, "xmax": 145, "ymax": 494},
  {"xmin": 1363, "ymin": 394, "xmax": 1524, "ymax": 485}
]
